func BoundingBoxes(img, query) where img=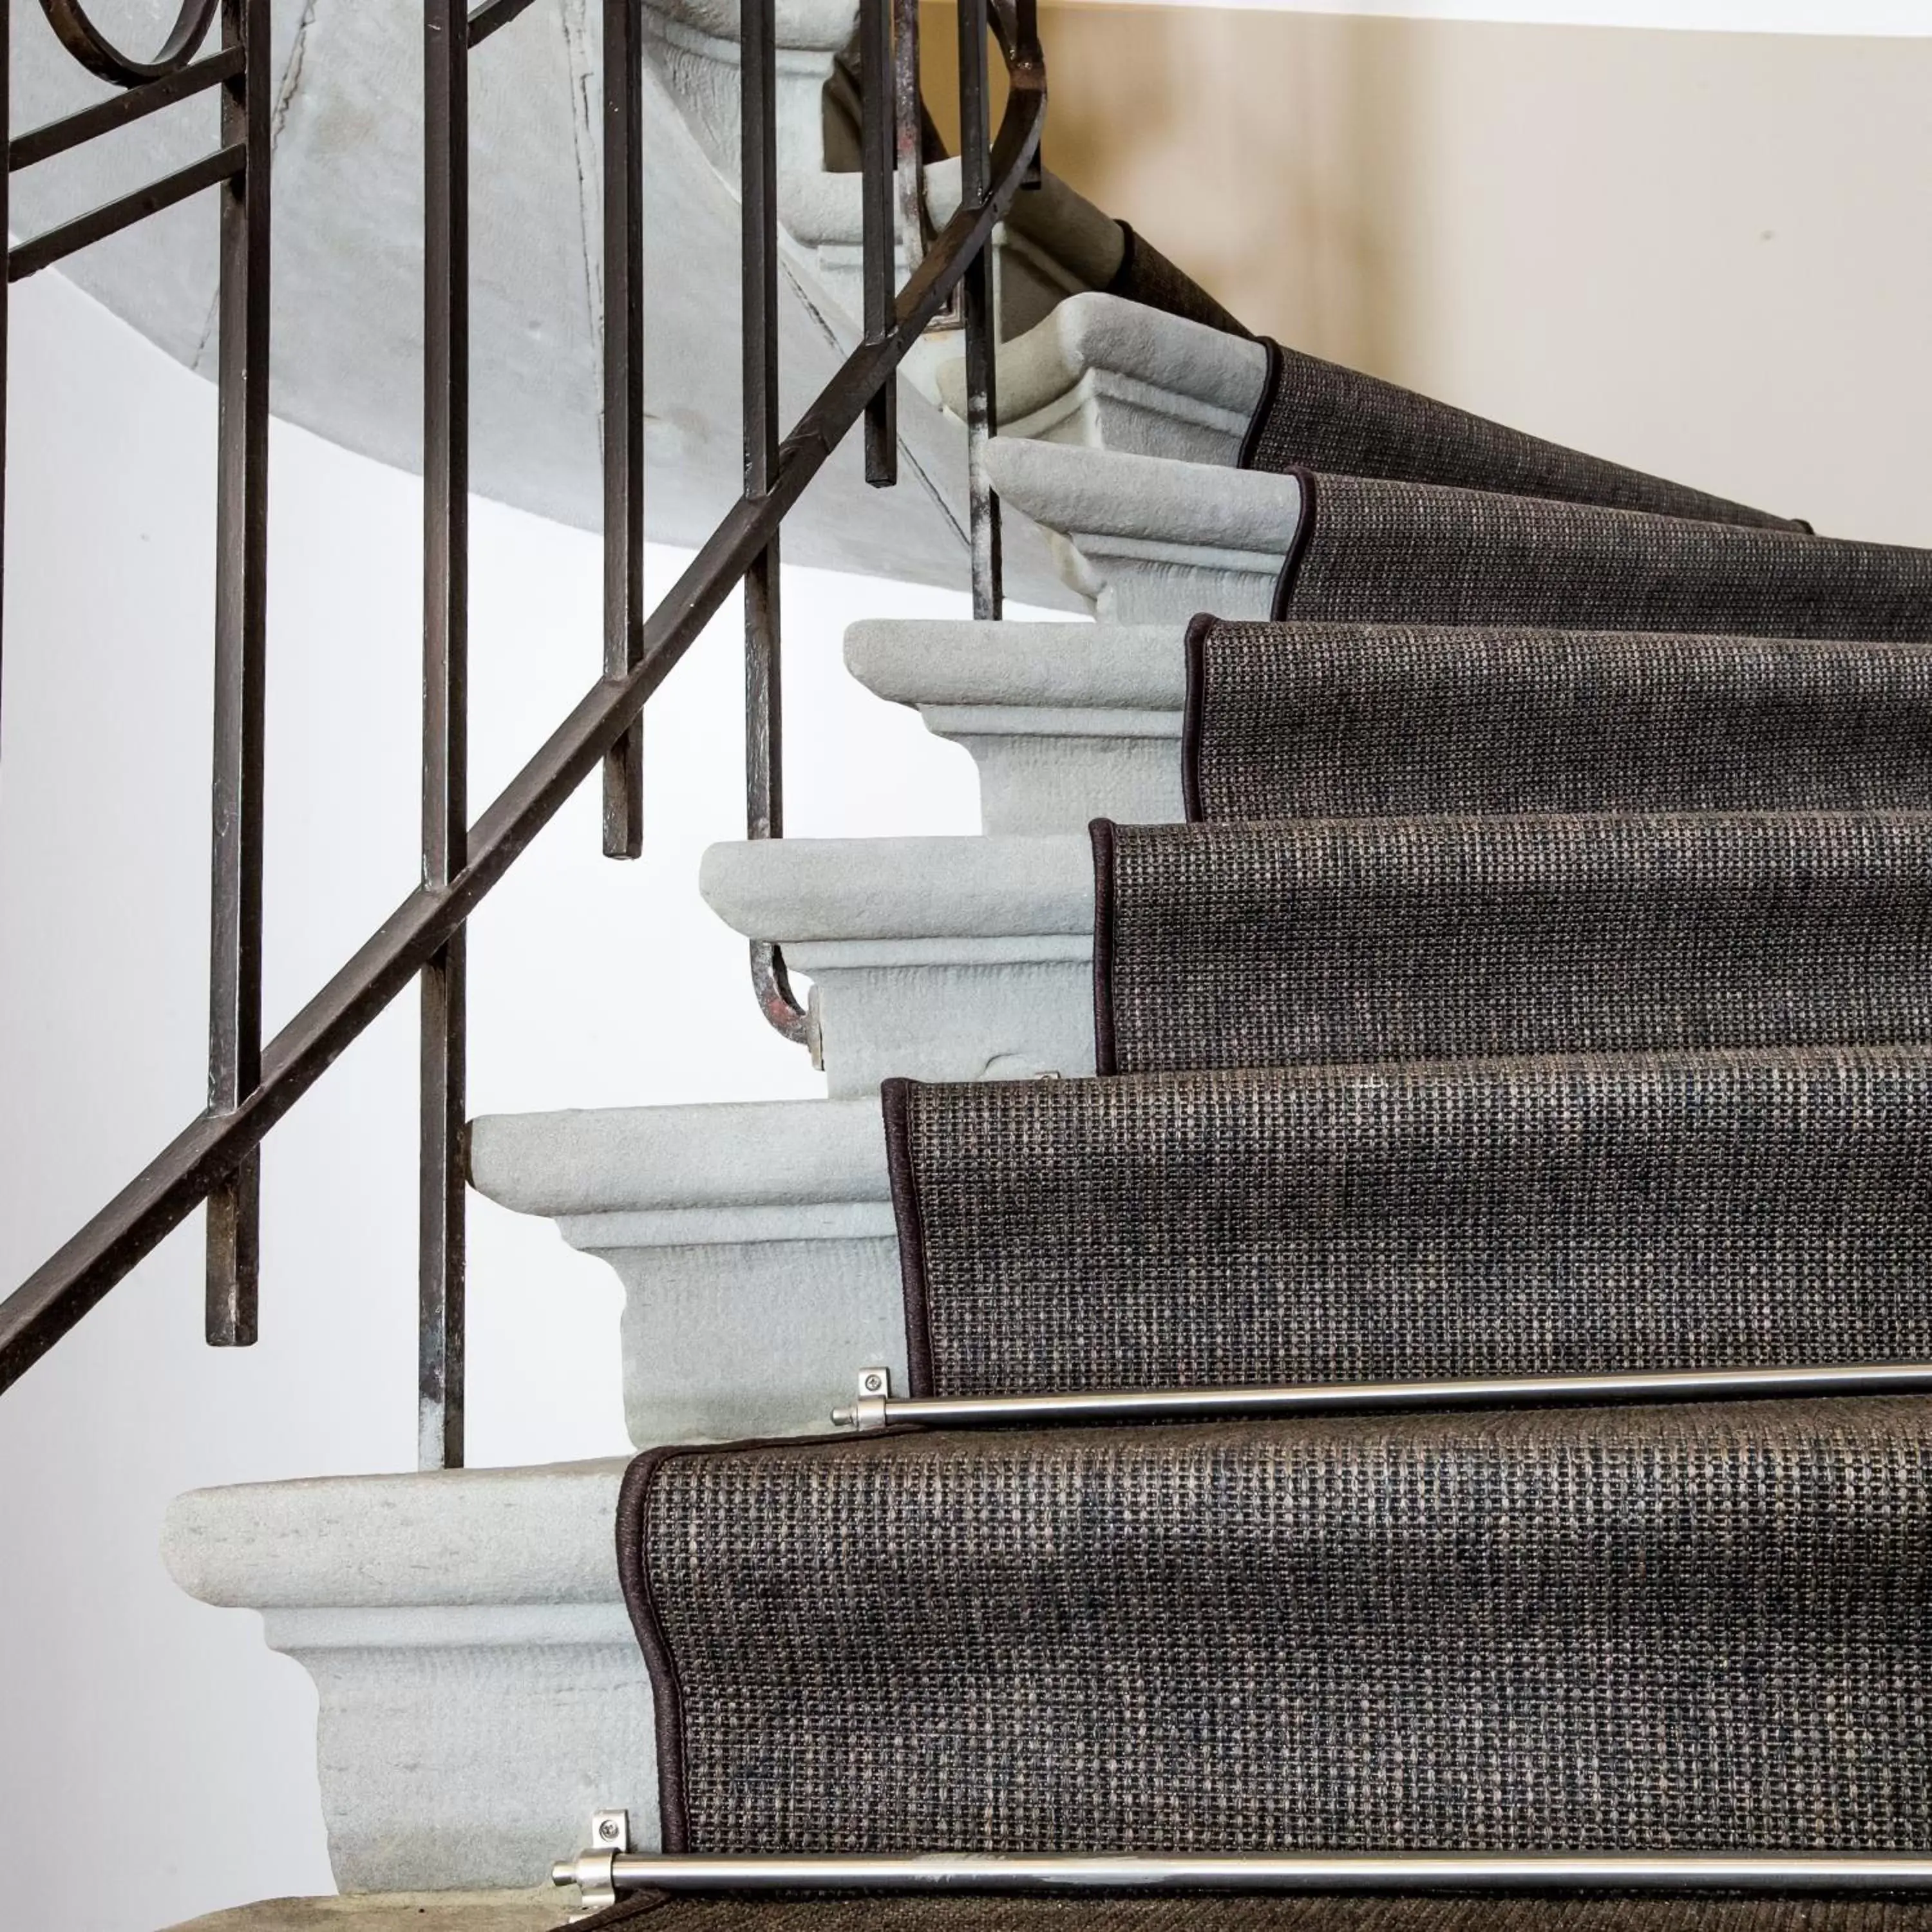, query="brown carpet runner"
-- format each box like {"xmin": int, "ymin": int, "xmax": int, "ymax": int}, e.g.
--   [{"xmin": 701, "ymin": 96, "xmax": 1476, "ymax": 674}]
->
[
  {"xmin": 1240, "ymin": 340, "xmax": 1800, "ymax": 530},
  {"xmin": 1091, "ymin": 811, "xmax": 1932, "ymax": 1076},
  {"xmin": 882, "ymin": 1046, "xmax": 1932, "ymax": 1401},
  {"xmin": 620, "ymin": 1403, "xmax": 1932, "ymax": 1859},
  {"xmin": 1181, "ymin": 619, "xmax": 1932, "ymax": 823}
]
